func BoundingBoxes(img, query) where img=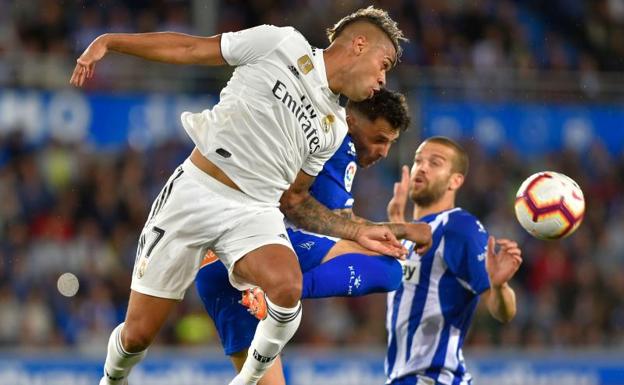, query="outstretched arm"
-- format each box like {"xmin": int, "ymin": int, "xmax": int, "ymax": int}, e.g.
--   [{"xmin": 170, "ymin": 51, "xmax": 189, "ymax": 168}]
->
[
  {"xmin": 281, "ymin": 171, "xmax": 431, "ymax": 257},
  {"xmin": 483, "ymin": 236, "xmax": 523, "ymax": 323},
  {"xmin": 281, "ymin": 171, "xmax": 407, "ymax": 257},
  {"xmin": 70, "ymin": 33, "xmax": 225, "ymax": 87},
  {"xmin": 330, "ymin": 209, "xmax": 431, "ymax": 255}
]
